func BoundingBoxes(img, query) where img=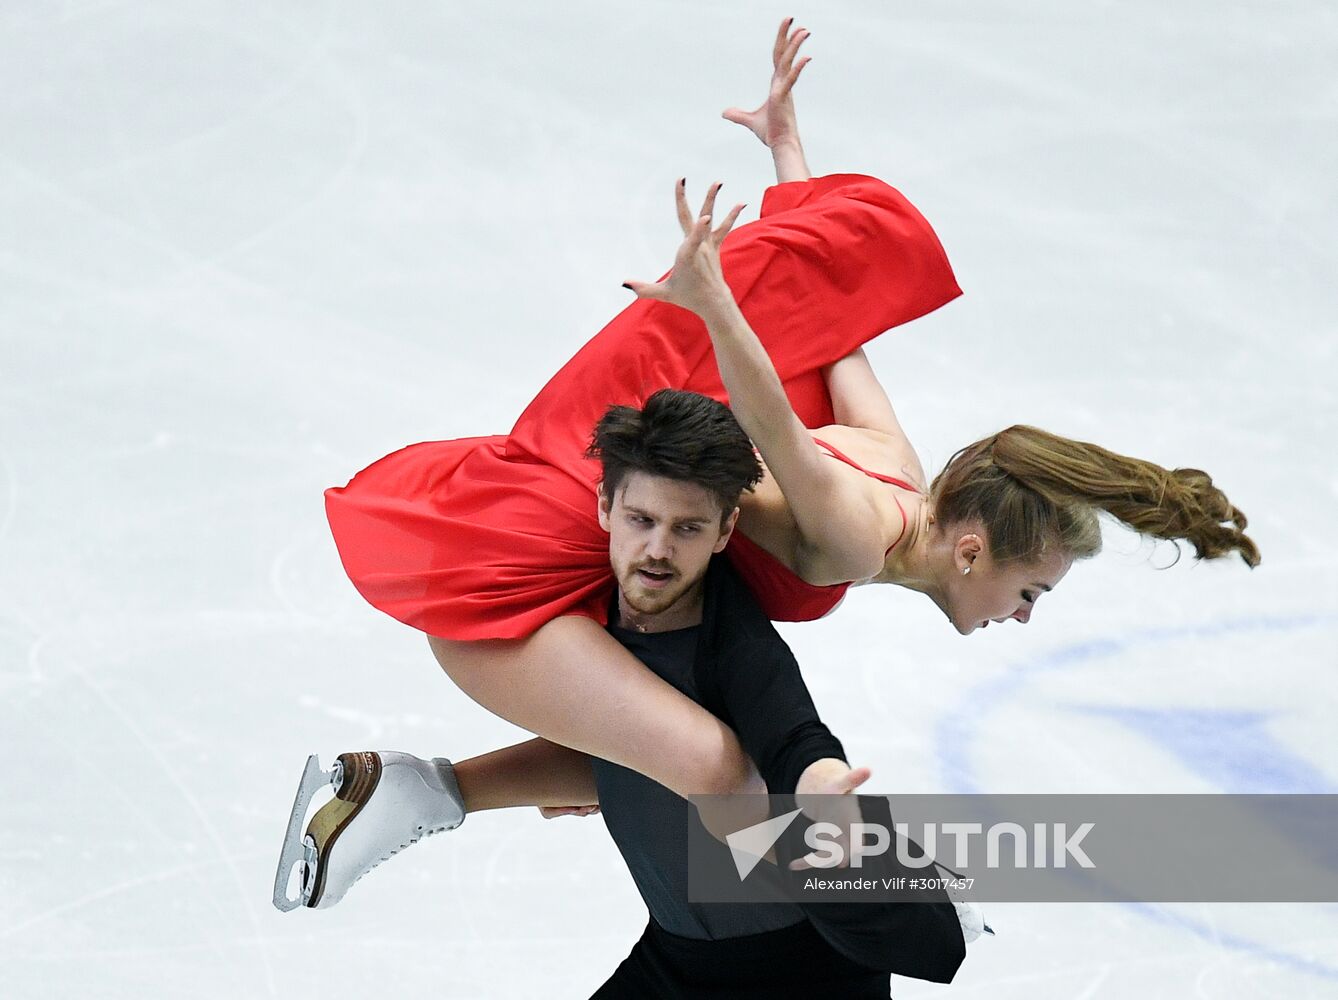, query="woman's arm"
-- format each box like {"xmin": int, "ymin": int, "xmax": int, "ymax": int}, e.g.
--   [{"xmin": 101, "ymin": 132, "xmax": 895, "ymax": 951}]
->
[
  {"xmin": 722, "ymin": 17, "xmax": 813, "ymax": 184},
  {"xmin": 700, "ymin": 294, "xmax": 887, "ymax": 576},
  {"xmin": 823, "ymin": 348, "xmax": 928, "ymax": 491},
  {"xmin": 822, "ymin": 348, "xmax": 901, "ymax": 433},
  {"xmin": 625, "ymin": 183, "xmax": 887, "ymax": 579}
]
